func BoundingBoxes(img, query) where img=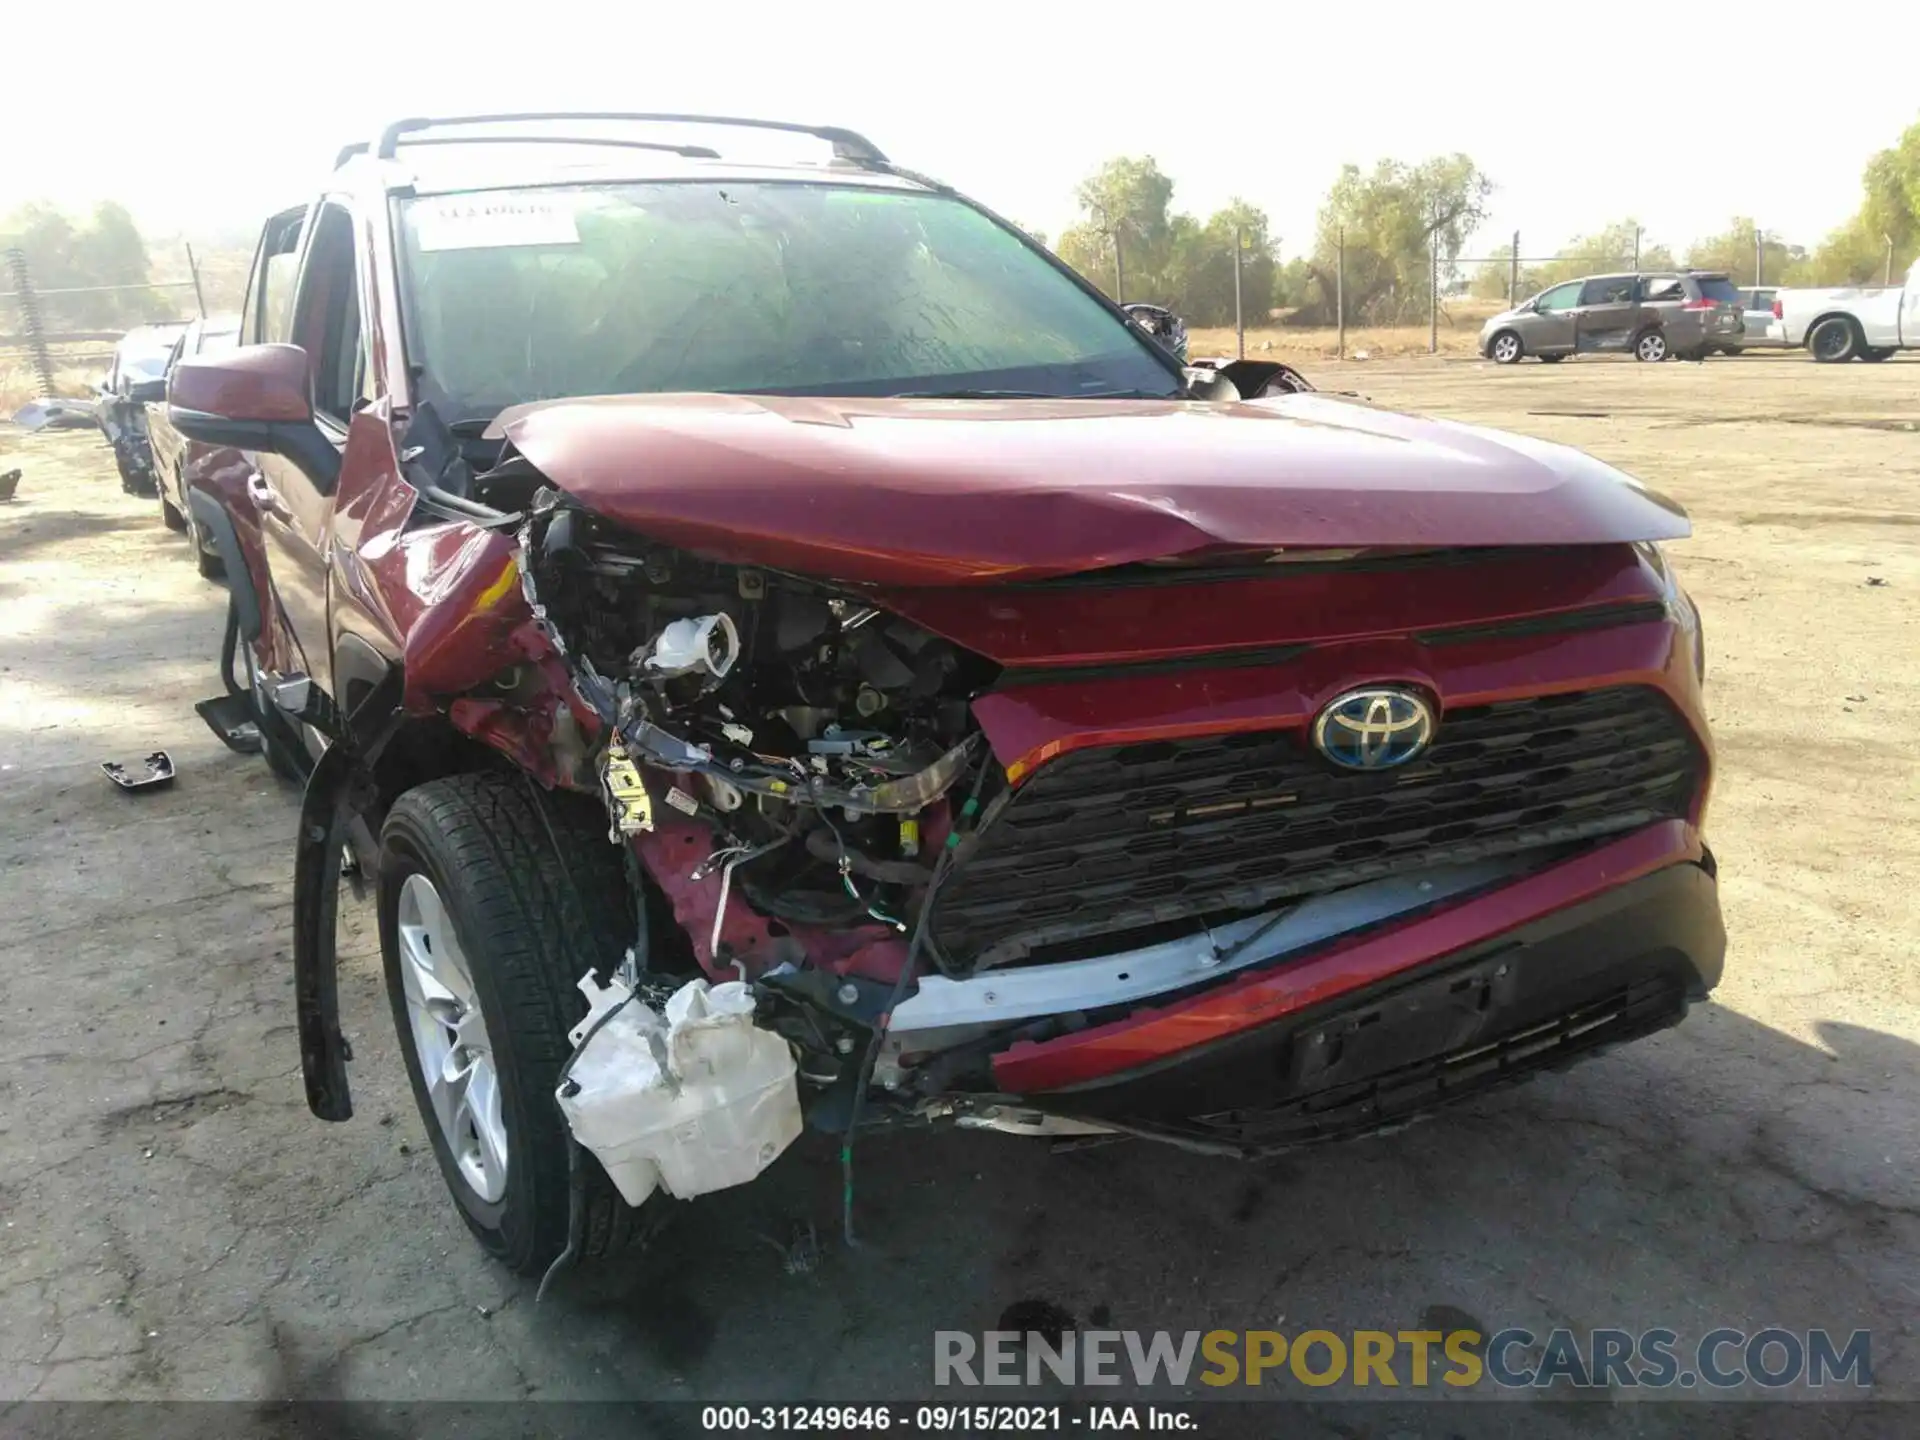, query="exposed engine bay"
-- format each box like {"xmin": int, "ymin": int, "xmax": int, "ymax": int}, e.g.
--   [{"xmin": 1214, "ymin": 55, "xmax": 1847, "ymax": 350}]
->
[{"xmin": 516, "ymin": 489, "xmax": 1002, "ymax": 983}]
